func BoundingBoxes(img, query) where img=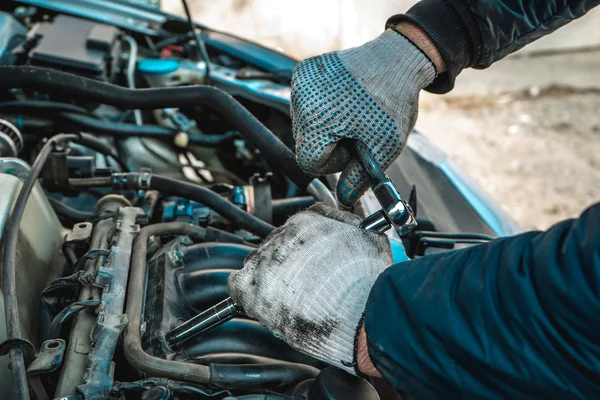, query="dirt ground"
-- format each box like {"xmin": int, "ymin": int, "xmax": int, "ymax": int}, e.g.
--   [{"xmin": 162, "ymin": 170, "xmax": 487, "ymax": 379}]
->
[{"xmin": 417, "ymin": 88, "xmax": 600, "ymax": 231}]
